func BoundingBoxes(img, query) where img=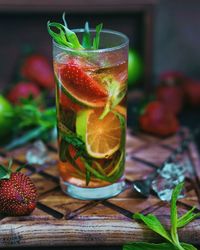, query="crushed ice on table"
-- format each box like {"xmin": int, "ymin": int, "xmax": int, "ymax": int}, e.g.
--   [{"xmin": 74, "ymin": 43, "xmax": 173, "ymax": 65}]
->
[
  {"xmin": 152, "ymin": 159, "xmax": 192, "ymax": 201},
  {"xmin": 26, "ymin": 140, "xmax": 50, "ymax": 165}
]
